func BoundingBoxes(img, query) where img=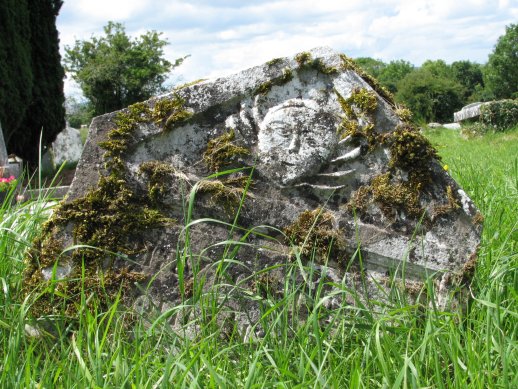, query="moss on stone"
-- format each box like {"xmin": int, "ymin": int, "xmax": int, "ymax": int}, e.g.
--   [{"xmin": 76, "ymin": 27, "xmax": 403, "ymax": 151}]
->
[
  {"xmin": 395, "ymin": 105, "xmax": 413, "ymax": 123},
  {"xmin": 295, "ymin": 51, "xmax": 312, "ymax": 67},
  {"xmin": 381, "ymin": 124, "xmax": 439, "ymax": 178},
  {"xmin": 24, "ymin": 98, "xmax": 182, "ymax": 318},
  {"xmin": 138, "ymin": 161, "xmax": 176, "ymax": 203},
  {"xmin": 284, "ymin": 208, "xmax": 345, "ymax": 261},
  {"xmin": 349, "ymin": 172, "xmax": 424, "ymax": 221},
  {"xmin": 339, "ymin": 54, "xmax": 395, "ymax": 106},
  {"xmin": 347, "ymin": 87, "xmax": 378, "ymax": 115},
  {"xmin": 203, "ymin": 129, "xmax": 249, "ymax": 172},
  {"xmin": 254, "ymin": 68, "xmax": 294, "ymax": 96},
  {"xmin": 175, "ymin": 79, "xmax": 206, "ymax": 90},
  {"xmin": 335, "ymin": 88, "xmax": 378, "ymax": 144},
  {"xmin": 267, "ymin": 57, "xmax": 284, "ymax": 66},
  {"xmin": 197, "ymin": 176, "xmax": 250, "ymax": 215}
]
